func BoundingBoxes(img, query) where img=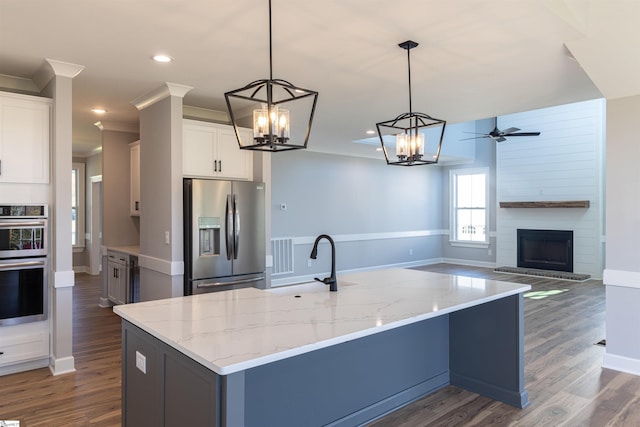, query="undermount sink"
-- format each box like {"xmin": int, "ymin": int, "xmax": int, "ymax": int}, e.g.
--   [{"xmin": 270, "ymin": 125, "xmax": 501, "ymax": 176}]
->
[{"xmin": 266, "ymin": 280, "xmax": 357, "ymax": 296}]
